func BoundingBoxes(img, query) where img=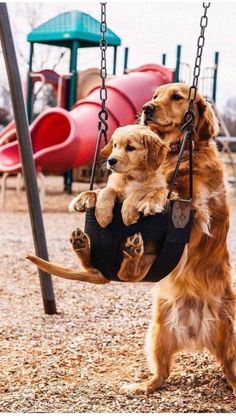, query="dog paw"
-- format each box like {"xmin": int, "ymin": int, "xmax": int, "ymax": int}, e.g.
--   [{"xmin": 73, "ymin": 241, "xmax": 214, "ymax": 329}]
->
[
  {"xmin": 137, "ymin": 198, "xmax": 164, "ymax": 216},
  {"xmin": 123, "ymin": 233, "xmax": 144, "ymax": 259},
  {"xmin": 120, "ymin": 382, "xmax": 155, "ymax": 395},
  {"xmin": 95, "ymin": 206, "xmax": 113, "ymax": 228},
  {"xmin": 122, "ymin": 204, "xmax": 140, "ymax": 226},
  {"xmin": 70, "ymin": 227, "xmax": 89, "ymax": 252},
  {"xmin": 68, "ymin": 191, "xmax": 97, "ymax": 212}
]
